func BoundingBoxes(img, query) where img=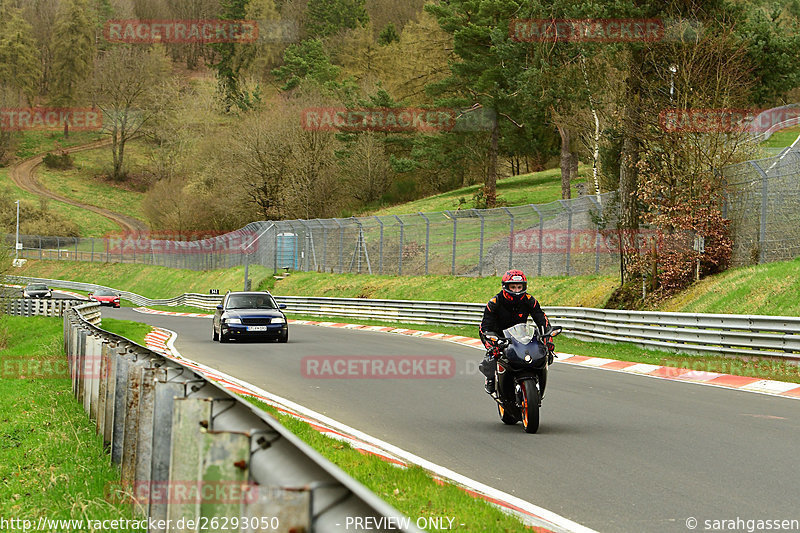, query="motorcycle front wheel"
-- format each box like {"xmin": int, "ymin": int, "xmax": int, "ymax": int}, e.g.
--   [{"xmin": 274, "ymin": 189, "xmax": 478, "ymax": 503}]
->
[{"xmin": 520, "ymin": 379, "xmax": 540, "ymax": 434}]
